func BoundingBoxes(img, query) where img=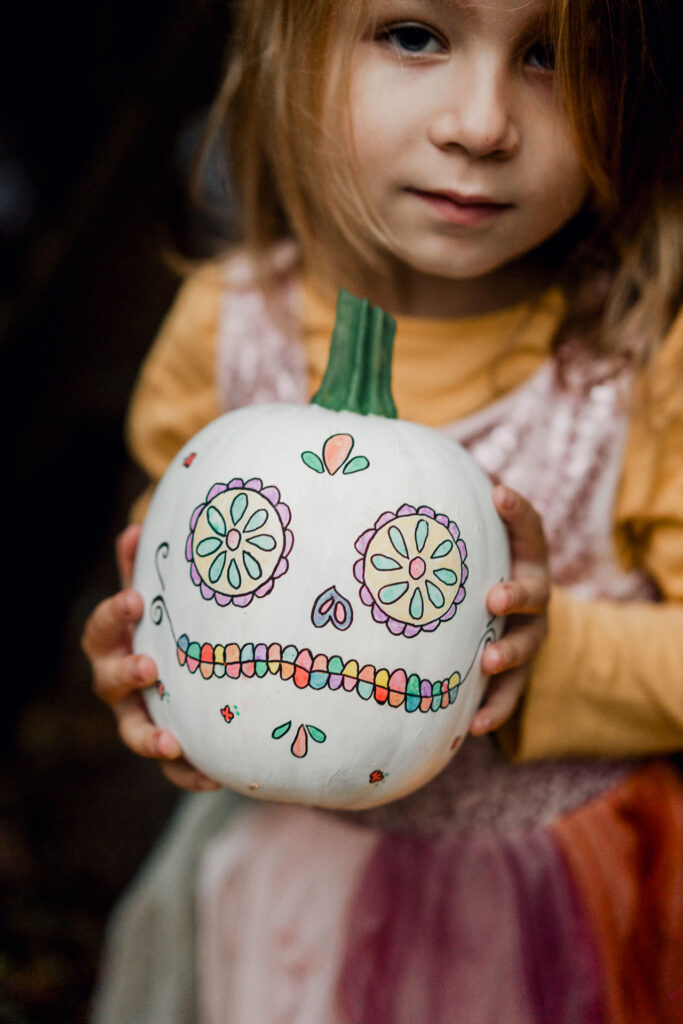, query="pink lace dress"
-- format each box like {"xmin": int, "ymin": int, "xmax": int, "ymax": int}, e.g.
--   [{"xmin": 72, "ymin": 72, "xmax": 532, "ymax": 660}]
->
[{"xmin": 193, "ymin": 263, "xmax": 677, "ymax": 1024}]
